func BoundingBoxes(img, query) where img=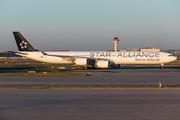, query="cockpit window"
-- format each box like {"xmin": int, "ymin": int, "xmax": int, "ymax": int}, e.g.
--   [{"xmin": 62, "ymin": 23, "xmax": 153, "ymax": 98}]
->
[{"xmin": 169, "ymin": 55, "xmax": 174, "ymax": 56}]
